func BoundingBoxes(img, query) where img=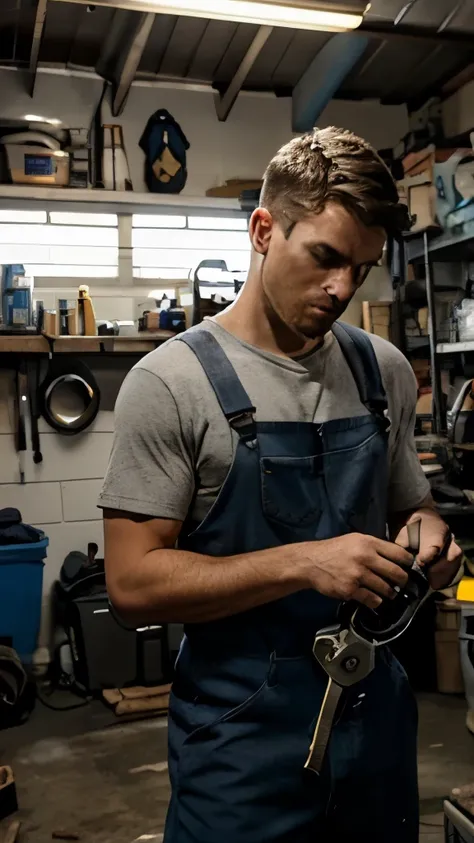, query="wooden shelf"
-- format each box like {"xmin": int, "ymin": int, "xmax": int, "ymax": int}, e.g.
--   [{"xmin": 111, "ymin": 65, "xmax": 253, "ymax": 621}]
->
[
  {"xmin": 436, "ymin": 502, "xmax": 474, "ymax": 516},
  {"xmin": 0, "ymin": 331, "xmax": 174, "ymax": 353},
  {"xmin": 0, "ymin": 184, "xmax": 245, "ymax": 217},
  {"xmin": 0, "ymin": 334, "xmax": 47, "ymax": 353},
  {"xmin": 406, "ymin": 221, "xmax": 474, "ymax": 262},
  {"xmin": 437, "ymin": 340, "xmax": 474, "ymax": 354}
]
